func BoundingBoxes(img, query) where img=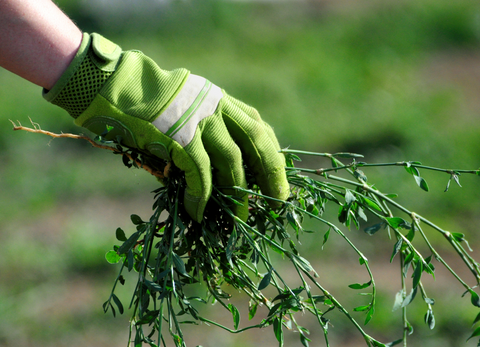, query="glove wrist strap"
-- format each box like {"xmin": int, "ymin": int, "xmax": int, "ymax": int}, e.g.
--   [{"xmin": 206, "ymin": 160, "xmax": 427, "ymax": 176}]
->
[{"xmin": 43, "ymin": 33, "xmax": 122, "ymax": 119}]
